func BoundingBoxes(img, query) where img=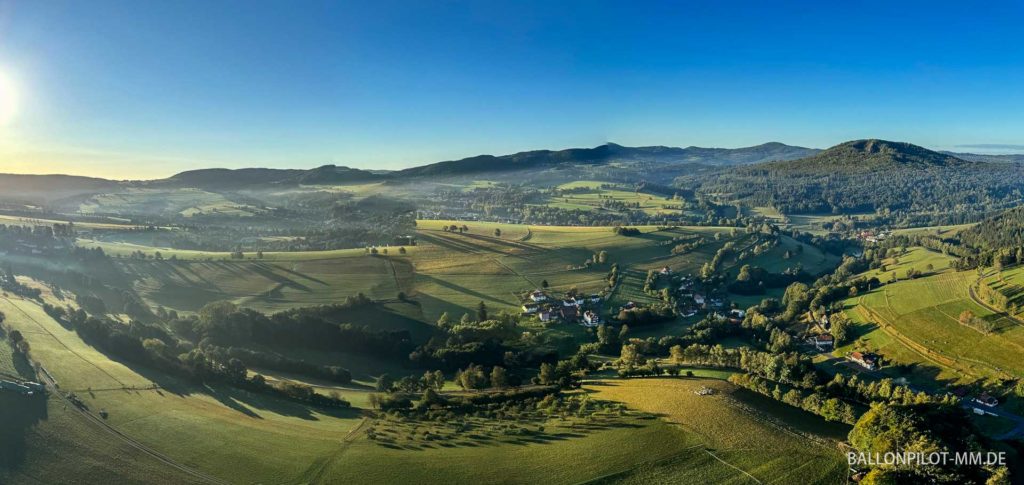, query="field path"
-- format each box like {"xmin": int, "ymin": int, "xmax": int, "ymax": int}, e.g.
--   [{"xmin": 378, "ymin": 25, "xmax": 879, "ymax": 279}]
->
[
  {"xmin": 31, "ymin": 354, "xmax": 230, "ymax": 484},
  {"xmin": 300, "ymin": 415, "xmax": 370, "ymax": 484},
  {"xmin": 704, "ymin": 449, "xmax": 762, "ymax": 484},
  {"xmin": 2, "ymin": 296, "xmax": 228, "ymax": 484}
]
